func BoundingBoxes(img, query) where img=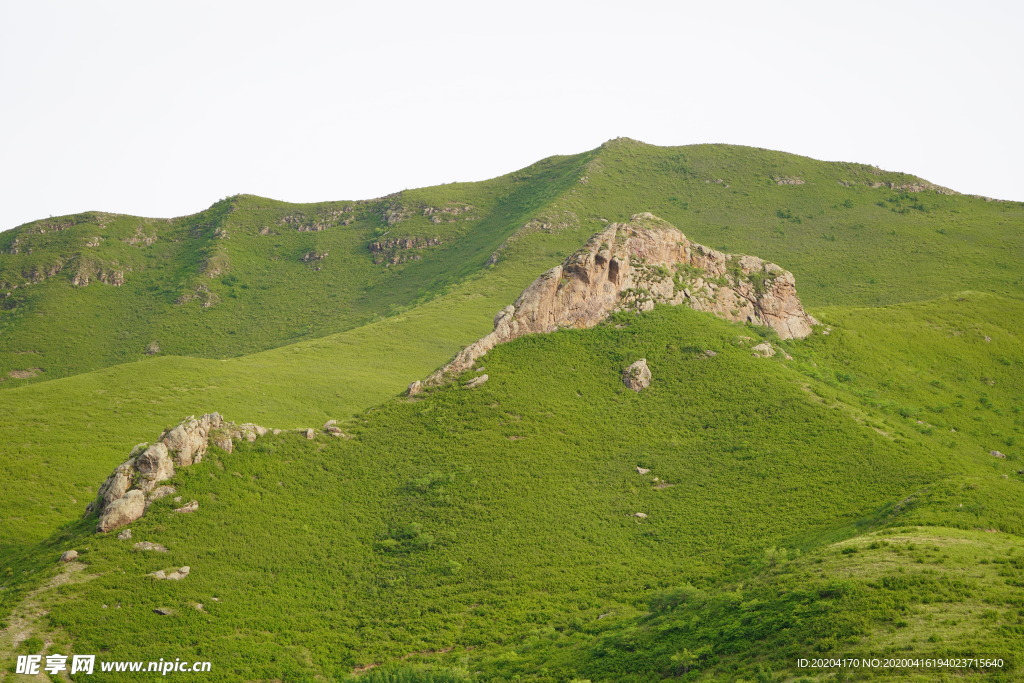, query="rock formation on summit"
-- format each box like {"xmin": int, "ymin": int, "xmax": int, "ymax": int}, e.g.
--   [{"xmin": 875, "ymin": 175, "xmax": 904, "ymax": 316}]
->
[
  {"xmin": 88, "ymin": 413, "xmax": 268, "ymax": 532},
  {"xmin": 411, "ymin": 213, "xmax": 816, "ymax": 392}
]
